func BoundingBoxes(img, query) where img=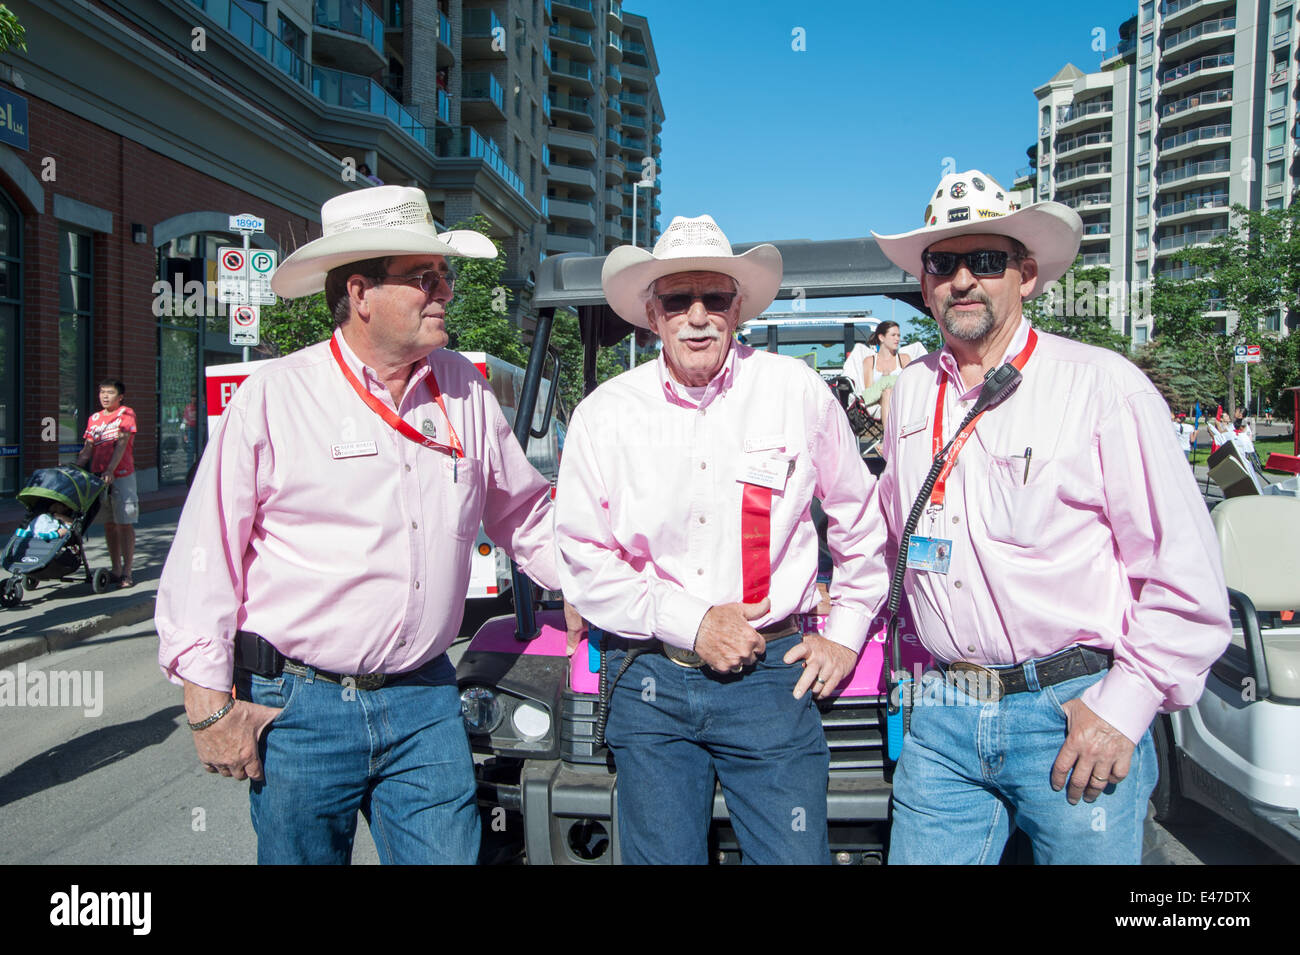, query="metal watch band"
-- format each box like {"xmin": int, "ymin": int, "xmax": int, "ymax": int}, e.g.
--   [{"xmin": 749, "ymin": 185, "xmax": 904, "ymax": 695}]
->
[{"xmin": 187, "ymin": 698, "xmax": 235, "ymax": 731}]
